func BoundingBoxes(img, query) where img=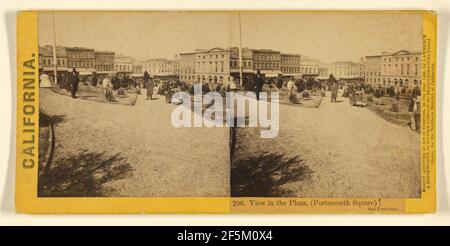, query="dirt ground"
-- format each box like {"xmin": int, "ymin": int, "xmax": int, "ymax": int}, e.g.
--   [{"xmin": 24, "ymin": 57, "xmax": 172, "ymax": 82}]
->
[
  {"xmin": 39, "ymin": 88, "xmax": 420, "ymax": 199},
  {"xmin": 38, "ymin": 89, "xmax": 230, "ymax": 197},
  {"xmin": 232, "ymin": 92, "xmax": 421, "ymax": 198}
]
